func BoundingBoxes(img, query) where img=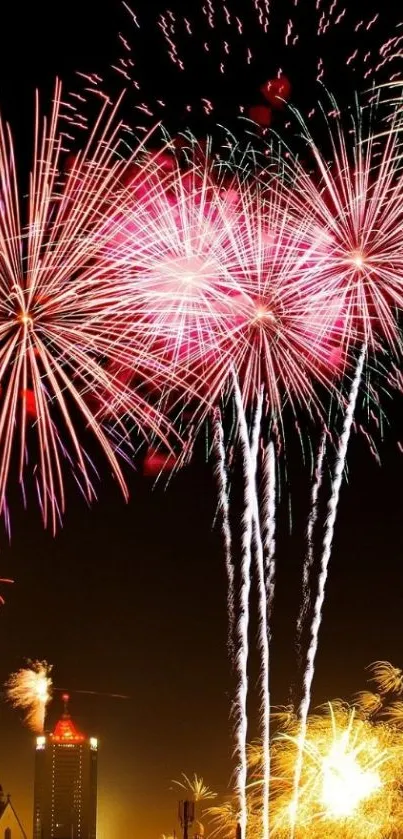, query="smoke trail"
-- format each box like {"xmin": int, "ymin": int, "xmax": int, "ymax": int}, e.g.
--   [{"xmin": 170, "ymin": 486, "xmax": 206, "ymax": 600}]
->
[
  {"xmin": 295, "ymin": 431, "xmax": 326, "ymax": 664},
  {"xmin": 232, "ymin": 377, "xmax": 261, "ymax": 839},
  {"xmin": 213, "ymin": 408, "xmax": 235, "ymax": 660},
  {"xmin": 291, "ymin": 346, "xmax": 366, "ymax": 835}
]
